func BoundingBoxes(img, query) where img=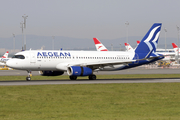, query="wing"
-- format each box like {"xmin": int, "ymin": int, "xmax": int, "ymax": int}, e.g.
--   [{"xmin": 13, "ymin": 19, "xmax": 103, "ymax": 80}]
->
[
  {"xmin": 69, "ymin": 54, "xmax": 166, "ymax": 69},
  {"xmin": 68, "ymin": 59, "xmax": 136, "ymax": 70}
]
